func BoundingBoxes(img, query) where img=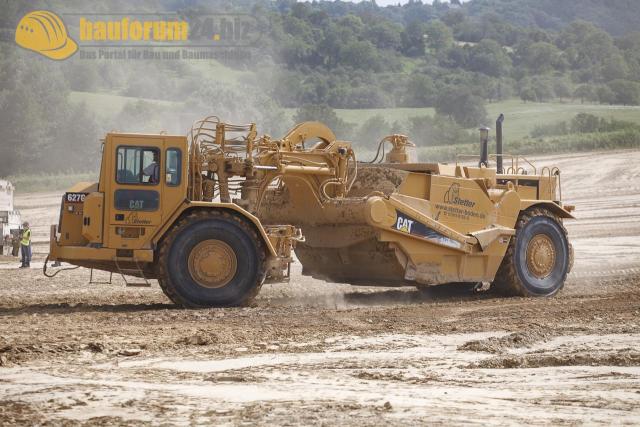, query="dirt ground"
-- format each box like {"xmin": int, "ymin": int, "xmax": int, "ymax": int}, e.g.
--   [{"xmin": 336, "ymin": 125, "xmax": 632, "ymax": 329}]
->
[{"xmin": 1, "ymin": 150, "xmax": 639, "ymax": 425}]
